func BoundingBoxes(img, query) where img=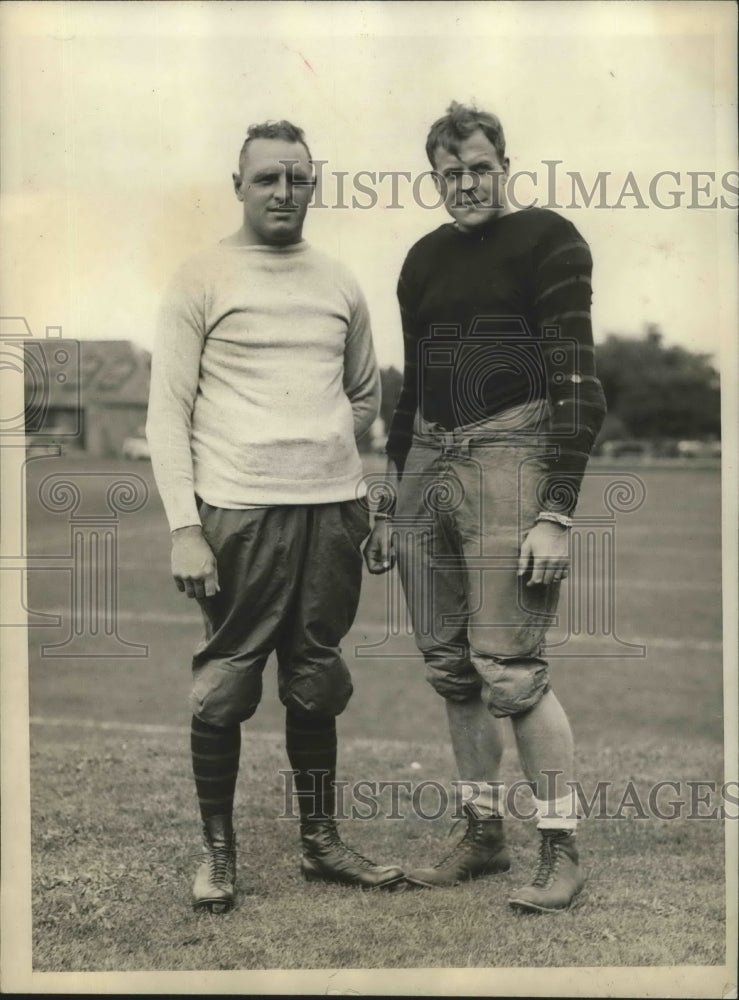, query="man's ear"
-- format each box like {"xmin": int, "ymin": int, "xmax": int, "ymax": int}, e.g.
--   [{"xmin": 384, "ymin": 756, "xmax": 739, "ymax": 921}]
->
[
  {"xmin": 232, "ymin": 172, "xmax": 244, "ymax": 201},
  {"xmin": 502, "ymin": 156, "xmax": 510, "ymax": 177}
]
